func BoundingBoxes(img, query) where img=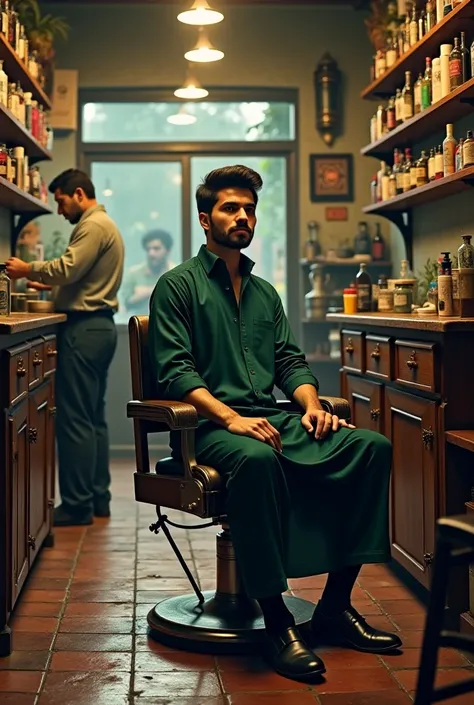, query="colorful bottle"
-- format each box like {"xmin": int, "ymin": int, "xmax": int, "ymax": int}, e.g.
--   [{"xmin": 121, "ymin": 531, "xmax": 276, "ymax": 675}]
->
[{"xmin": 443, "ymin": 124, "xmax": 457, "ymax": 176}]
